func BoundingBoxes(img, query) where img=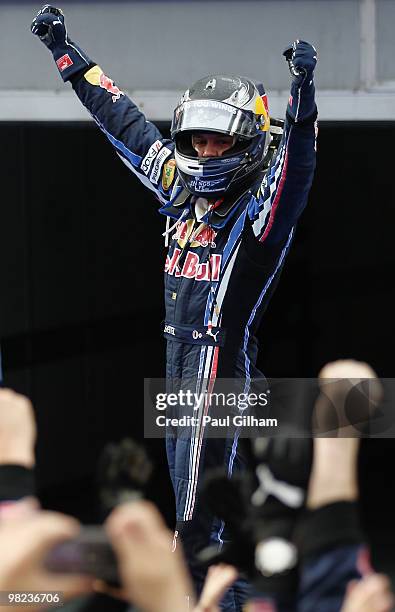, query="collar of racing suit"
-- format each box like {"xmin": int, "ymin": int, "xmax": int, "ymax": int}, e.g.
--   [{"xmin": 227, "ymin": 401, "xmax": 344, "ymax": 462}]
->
[{"xmin": 159, "ymin": 167, "xmax": 263, "ymax": 230}]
